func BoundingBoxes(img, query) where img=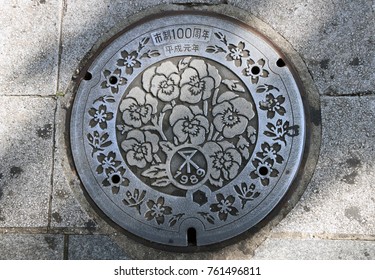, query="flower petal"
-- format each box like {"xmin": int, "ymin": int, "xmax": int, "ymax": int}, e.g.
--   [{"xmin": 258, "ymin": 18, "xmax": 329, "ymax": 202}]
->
[
  {"xmin": 228, "ymin": 162, "xmax": 240, "ymax": 179},
  {"xmin": 231, "ymin": 97, "xmax": 255, "ymax": 120},
  {"xmin": 207, "ymin": 63, "xmax": 221, "ymax": 86},
  {"xmin": 119, "ymin": 97, "xmax": 137, "ymax": 112},
  {"xmin": 158, "ymin": 86, "xmax": 179, "ymax": 102},
  {"xmin": 169, "ymin": 105, "xmax": 193, "ymax": 126},
  {"xmin": 195, "ymin": 115, "xmax": 209, "ymax": 131},
  {"xmin": 126, "ymin": 87, "xmax": 147, "ymax": 104},
  {"xmin": 180, "ymin": 84, "xmax": 202, "ymax": 104},
  {"xmin": 189, "ymin": 59, "xmax": 208, "ymax": 78},
  {"xmin": 222, "ymin": 116, "xmax": 248, "ymax": 138},
  {"xmin": 180, "ymin": 67, "xmax": 199, "ymax": 85},
  {"xmin": 121, "ymin": 138, "xmax": 138, "ymax": 152},
  {"xmin": 203, "ymin": 141, "xmax": 222, "ymax": 155},
  {"xmin": 227, "ymin": 148, "xmax": 242, "ymax": 165},
  {"xmin": 156, "ymin": 61, "xmax": 178, "ymax": 77},
  {"xmin": 150, "ymin": 74, "xmax": 167, "ymax": 96},
  {"xmin": 143, "ymin": 143, "xmax": 153, "ymax": 162},
  {"xmin": 173, "ymin": 119, "xmax": 189, "ymax": 143},
  {"xmin": 122, "ymin": 110, "xmax": 142, "ymax": 128},
  {"xmin": 126, "ymin": 130, "xmax": 145, "ymax": 142},
  {"xmin": 201, "ymin": 77, "xmax": 214, "ymax": 100},
  {"xmin": 217, "ymin": 91, "xmax": 237, "ymax": 103},
  {"xmin": 144, "ymin": 131, "xmax": 160, "ymax": 153},
  {"xmin": 212, "ymin": 101, "xmax": 231, "ymax": 117},
  {"xmin": 169, "ymin": 73, "xmax": 180, "ymax": 85},
  {"xmin": 189, "ymin": 127, "xmax": 206, "ymax": 145},
  {"xmin": 142, "ymin": 66, "xmax": 156, "ymax": 92},
  {"xmin": 213, "ymin": 115, "xmax": 225, "ymax": 132},
  {"xmin": 210, "ymin": 203, "xmax": 221, "ymax": 212},
  {"xmin": 126, "ymin": 151, "xmax": 146, "ymax": 168},
  {"xmin": 145, "ymin": 94, "xmax": 158, "ymax": 114}
]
